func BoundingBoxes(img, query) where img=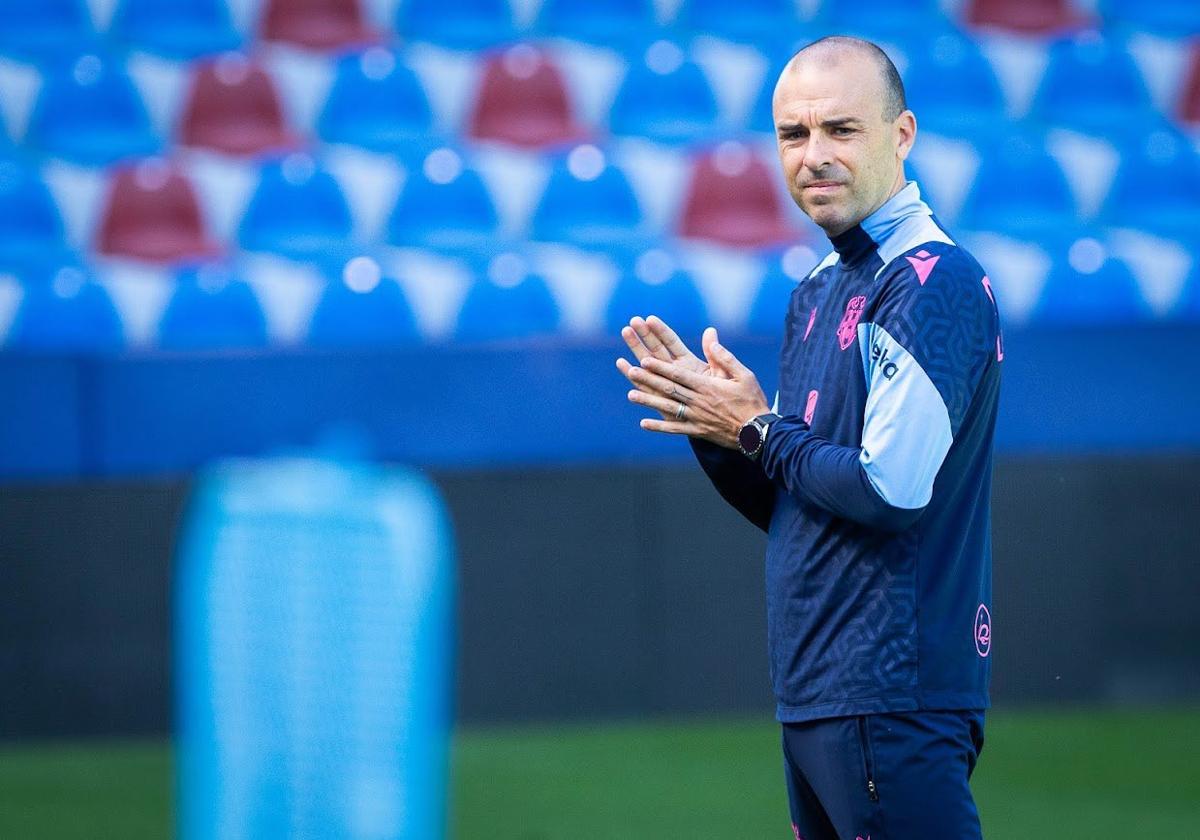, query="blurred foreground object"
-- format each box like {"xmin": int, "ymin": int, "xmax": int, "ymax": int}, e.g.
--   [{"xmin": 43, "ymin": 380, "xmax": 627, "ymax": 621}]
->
[{"xmin": 174, "ymin": 457, "xmax": 454, "ymax": 840}]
